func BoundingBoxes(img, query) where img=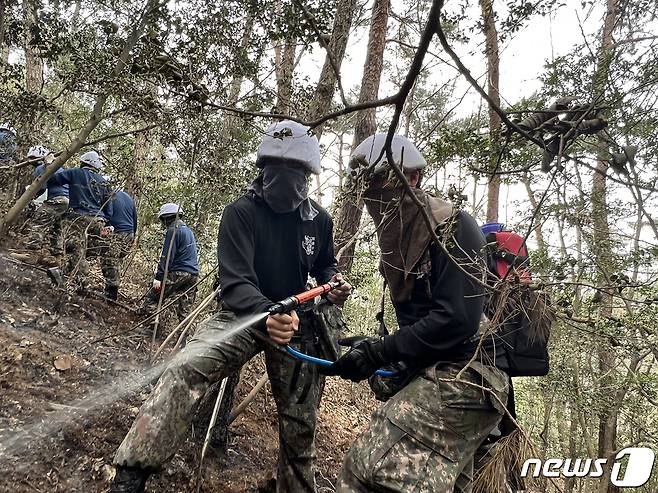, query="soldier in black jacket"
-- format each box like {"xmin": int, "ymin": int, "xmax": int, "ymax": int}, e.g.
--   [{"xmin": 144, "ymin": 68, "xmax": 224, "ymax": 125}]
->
[
  {"xmin": 326, "ymin": 134, "xmax": 509, "ymax": 493},
  {"xmin": 110, "ymin": 121, "xmax": 351, "ymax": 493}
]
